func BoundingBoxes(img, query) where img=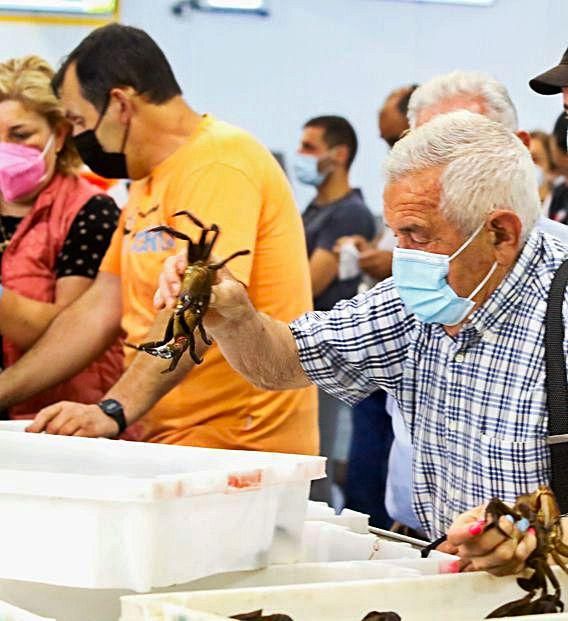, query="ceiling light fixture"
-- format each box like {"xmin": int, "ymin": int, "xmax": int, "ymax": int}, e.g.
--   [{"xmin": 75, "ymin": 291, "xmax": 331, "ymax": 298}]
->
[{"xmin": 188, "ymin": 0, "xmax": 268, "ymax": 15}]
